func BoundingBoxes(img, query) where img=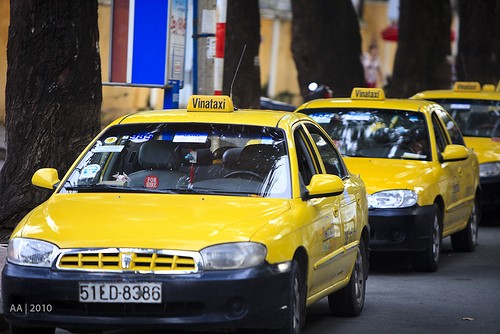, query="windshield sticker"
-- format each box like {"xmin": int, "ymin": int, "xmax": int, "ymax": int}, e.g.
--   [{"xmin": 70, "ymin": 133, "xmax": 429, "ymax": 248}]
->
[
  {"xmin": 144, "ymin": 175, "xmax": 159, "ymax": 189},
  {"xmin": 130, "ymin": 133, "xmax": 154, "ymax": 143},
  {"xmin": 173, "ymin": 132, "xmax": 208, "ymax": 143},
  {"xmin": 450, "ymin": 103, "xmax": 471, "ymax": 110},
  {"xmin": 104, "ymin": 136, "xmax": 118, "ymax": 144},
  {"xmin": 92, "ymin": 145, "xmax": 124, "ymax": 153},
  {"xmin": 161, "ymin": 132, "xmax": 174, "ymax": 141},
  {"xmin": 261, "ymin": 136, "xmax": 273, "ymax": 144},
  {"xmin": 309, "ymin": 113, "xmax": 334, "ymax": 123},
  {"xmin": 342, "ymin": 114, "xmax": 371, "ymax": 121},
  {"xmin": 80, "ymin": 164, "xmax": 101, "ymax": 179}
]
